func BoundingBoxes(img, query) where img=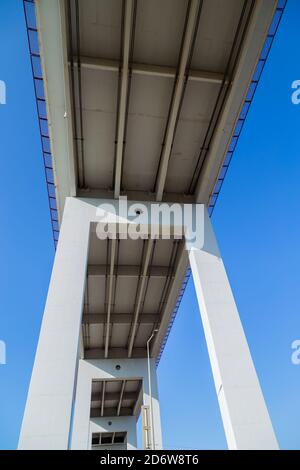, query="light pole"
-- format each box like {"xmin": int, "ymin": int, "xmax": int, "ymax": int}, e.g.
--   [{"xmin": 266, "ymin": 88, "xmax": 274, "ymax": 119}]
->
[{"xmin": 146, "ymin": 329, "xmax": 158, "ymax": 450}]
